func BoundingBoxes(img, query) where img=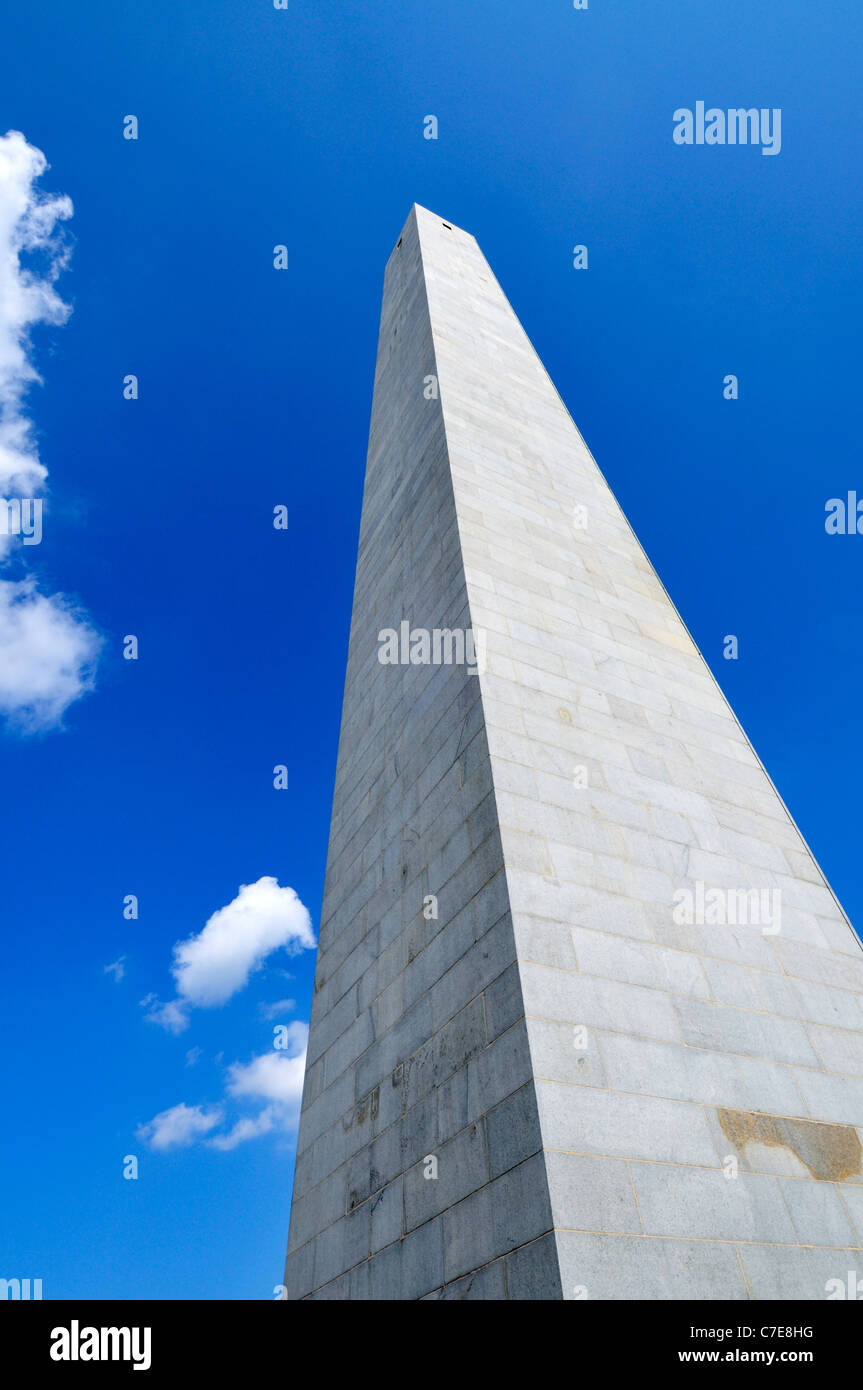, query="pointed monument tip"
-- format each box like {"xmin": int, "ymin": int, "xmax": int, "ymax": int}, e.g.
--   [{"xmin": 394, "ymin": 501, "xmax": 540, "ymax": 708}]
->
[
  {"xmin": 392, "ymin": 204, "xmax": 475, "ymax": 254},
  {"xmin": 410, "ymin": 202, "xmax": 459, "ymax": 226}
]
